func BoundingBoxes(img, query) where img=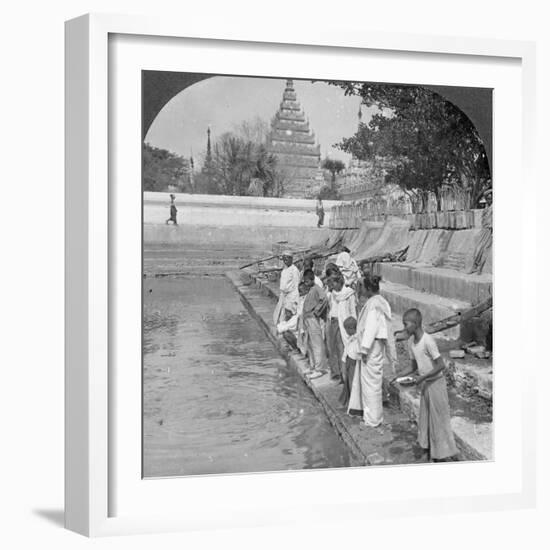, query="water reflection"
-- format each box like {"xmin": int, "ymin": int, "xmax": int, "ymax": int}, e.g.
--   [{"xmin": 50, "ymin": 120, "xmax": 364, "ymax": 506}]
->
[{"xmin": 143, "ymin": 276, "xmax": 352, "ymax": 477}]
